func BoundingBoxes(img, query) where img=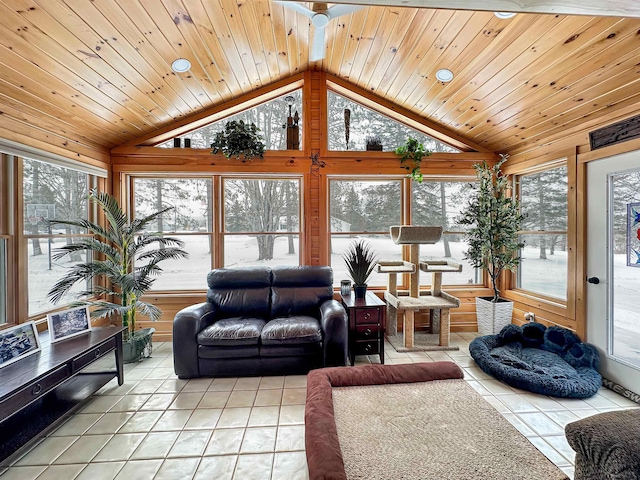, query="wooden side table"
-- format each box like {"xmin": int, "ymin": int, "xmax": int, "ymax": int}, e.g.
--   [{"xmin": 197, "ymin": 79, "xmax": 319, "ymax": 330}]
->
[{"xmin": 341, "ymin": 291, "xmax": 386, "ymax": 366}]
